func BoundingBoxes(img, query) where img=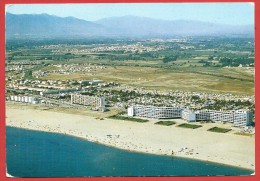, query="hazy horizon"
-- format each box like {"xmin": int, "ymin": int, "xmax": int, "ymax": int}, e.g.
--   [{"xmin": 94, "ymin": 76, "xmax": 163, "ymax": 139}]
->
[
  {"xmin": 6, "ymin": 12, "xmax": 255, "ymax": 27},
  {"xmin": 6, "ymin": 3, "xmax": 254, "ymax": 26}
]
